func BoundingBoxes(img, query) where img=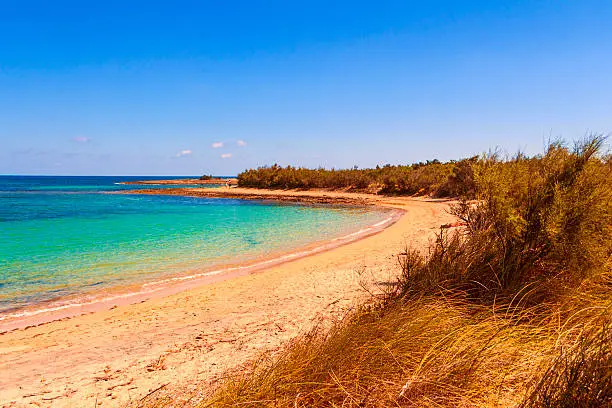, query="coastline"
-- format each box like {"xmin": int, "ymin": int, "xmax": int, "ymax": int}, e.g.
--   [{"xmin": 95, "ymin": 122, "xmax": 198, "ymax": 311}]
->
[
  {"xmin": 118, "ymin": 186, "xmax": 382, "ymax": 205},
  {"xmin": 0, "ymin": 203, "xmax": 401, "ymax": 333},
  {"xmin": 0, "ymin": 188, "xmax": 457, "ymax": 407}
]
